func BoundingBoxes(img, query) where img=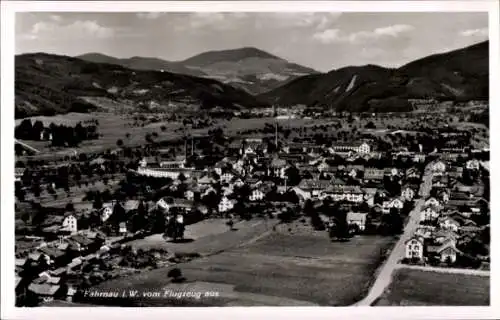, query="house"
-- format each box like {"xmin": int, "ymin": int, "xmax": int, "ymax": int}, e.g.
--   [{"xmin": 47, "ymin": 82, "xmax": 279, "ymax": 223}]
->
[
  {"xmin": 185, "ymin": 190, "xmax": 195, "ymax": 201},
  {"xmin": 430, "ymin": 160, "xmax": 446, "ymax": 173},
  {"xmin": 406, "ymin": 167, "xmax": 421, "ymax": 179},
  {"xmin": 346, "ymin": 212, "xmax": 368, "ymax": 231},
  {"xmin": 220, "ymin": 170, "xmax": 236, "ymax": 184},
  {"xmin": 401, "ymin": 186, "xmax": 416, "ymax": 201},
  {"xmin": 320, "ymin": 185, "xmax": 364, "ymax": 202},
  {"xmin": 427, "ymin": 241, "xmax": 460, "ymax": 263},
  {"xmin": 405, "ymin": 237, "xmax": 425, "ymax": 261},
  {"xmin": 438, "ymin": 216, "xmax": 461, "ymax": 232},
  {"xmin": 61, "ymin": 213, "xmax": 78, "ymax": 234},
  {"xmin": 364, "ymin": 168, "xmax": 385, "ymax": 181},
  {"xmin": 296, "ymin": 179, "xmax": 331, "ymax": 199},
  {"xmin": 384, "ymin": 168, "xmax": 400, "ymax": 177},
  {"xmin": 331, "ymin": 142, "xmax": 370, "ymax": 154},
  {"xmin": 415, "ymin": 226, "xmax": 435, "ymax": 239},
  {"xmin": 100, "ymin": 207, "xmax": 113, "ymax": 222},
  {"xmin": 198, "ymin": 175, "xmax": 214, "ymax": 187},
  {"xmin": 466, "ymin": 159, "xmax": 480, "ymax": 170},
  {"xmin": 269, "ymin": 157, "xmax": 288, "ymax": 179},
  {"xmin": 317, "ymin": 161, "xmax": 330, "ymax": 172},
  {"xmin": 68, "ymin": 234, "xmax": 94, "ymax": 252},
  {"xmin": 28, "ymin": 282, "xmax": 64, "ymax": 303},
  {"xmin": 420, "ymin": 205, "xmax": 440, "ymax": 222},
  {"xmin": 118, "ymin": 222, "xmax": 127, "ymax": 235},
  {"xmin": 382, "ymin": 197, "xmax": 405, "ymax": 212},
  {"xmin": 432, "ymin": 230, "xmax": 459, "ymax": 245},
  {"xmin": 249, "ymin": 189, "xmax": 265, "ymax": 202},
  {"xmin": 218, "ymin": 196, "xmax": 235, "ymax": 213},
  {"xmin": 425, "ymin": 197, "xmax": 441, "ymax": 208}
]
